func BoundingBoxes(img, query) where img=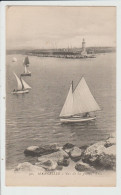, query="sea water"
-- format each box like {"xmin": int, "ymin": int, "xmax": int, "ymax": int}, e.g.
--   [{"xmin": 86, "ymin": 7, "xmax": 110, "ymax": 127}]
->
[{"xmin": 6, "ymin": 53, "xmax": 116, "ymax": 169}]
